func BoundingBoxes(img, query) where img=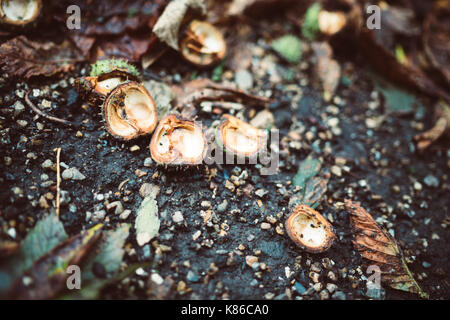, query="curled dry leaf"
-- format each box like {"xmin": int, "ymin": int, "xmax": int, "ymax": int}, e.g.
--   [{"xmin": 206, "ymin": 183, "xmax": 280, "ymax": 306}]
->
[
  {"xmin": 414, "ymin": 101, "xmax": 450, "ymax": 152},
  {"xmin": 152, "ymin": 0, "xmax": 206, "ymax": 50},
  {"xmin": 8, "ymin": 224, "xmax": 103, "ymax": 300},
  {"xmin": 0, "ymin": 36, "xmax": 83, "ymax": 79},
  {"xmin": 311, "ymin": 42, "xmax": 341, "ymax": 101},
  {"xmin": 423, "ymin": 8, "xmax": 450, "ymax": 88},
  {"xmin": 345, "ymin": 199, "xmax": 429, "ymax": 299},
  {"xmin": 172, "ymin": 78, "xmax": 270, "ymax": 111}
]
